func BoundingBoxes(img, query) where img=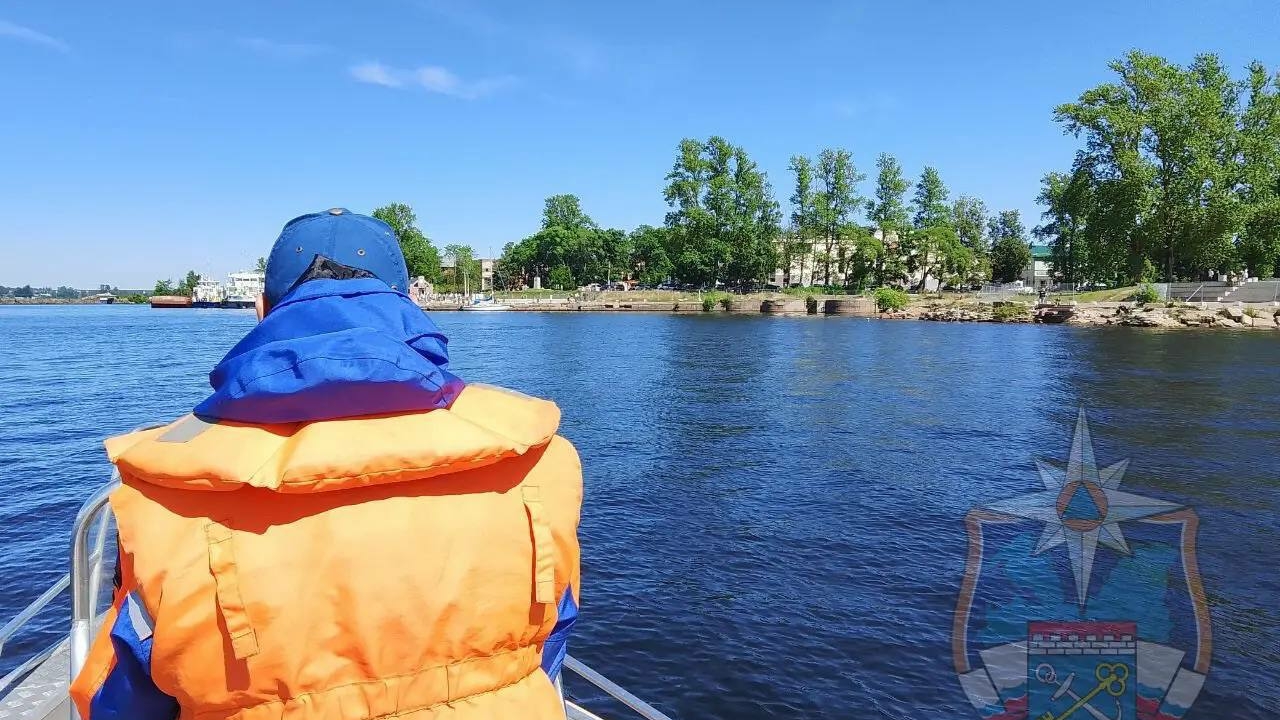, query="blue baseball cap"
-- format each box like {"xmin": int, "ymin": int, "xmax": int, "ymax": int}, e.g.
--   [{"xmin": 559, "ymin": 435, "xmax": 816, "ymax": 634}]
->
[{"xmin": 264, "ymin": 208, "xmax": 409, "ymax": 306}]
